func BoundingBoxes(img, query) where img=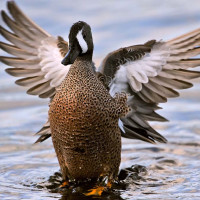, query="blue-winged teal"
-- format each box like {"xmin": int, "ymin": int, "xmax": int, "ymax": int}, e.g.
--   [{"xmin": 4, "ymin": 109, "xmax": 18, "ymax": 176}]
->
[{"xmin": 1, "ymin": 1, "xmax": 200, "ymax": 196}]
